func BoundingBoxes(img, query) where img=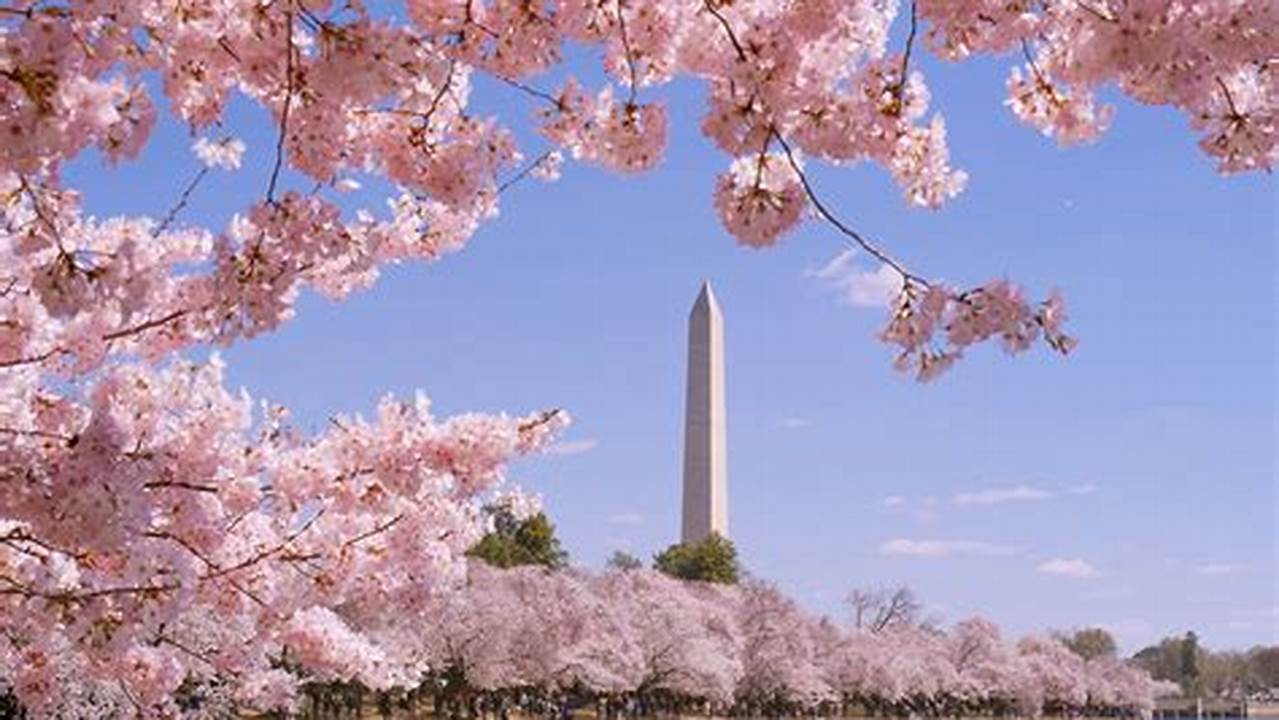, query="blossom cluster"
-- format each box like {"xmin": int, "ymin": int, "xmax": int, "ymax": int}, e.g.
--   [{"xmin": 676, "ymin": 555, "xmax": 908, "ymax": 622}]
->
[{"xmin": 880, "ymin": 281, "xmax": 1077, "ymax": 381}]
